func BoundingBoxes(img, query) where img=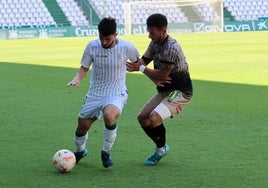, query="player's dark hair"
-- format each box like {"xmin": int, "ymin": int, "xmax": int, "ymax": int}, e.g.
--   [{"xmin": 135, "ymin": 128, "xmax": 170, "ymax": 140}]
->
[
  {"xmin": 98, "ymin": 17, "xmax": 117, "ymax": 37},
  {"xmin": 146, "ymin": 13, "xmax": 168, "ymax": 29}
]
